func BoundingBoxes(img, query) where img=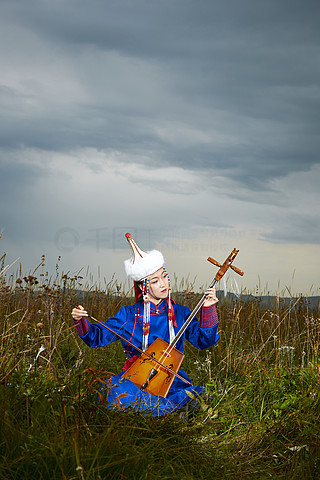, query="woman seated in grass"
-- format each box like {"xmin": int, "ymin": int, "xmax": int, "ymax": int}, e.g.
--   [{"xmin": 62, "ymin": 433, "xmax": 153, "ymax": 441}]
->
[{"xmin": 71, "ymin": 233, "xmax": 219, "ymax": 416}]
